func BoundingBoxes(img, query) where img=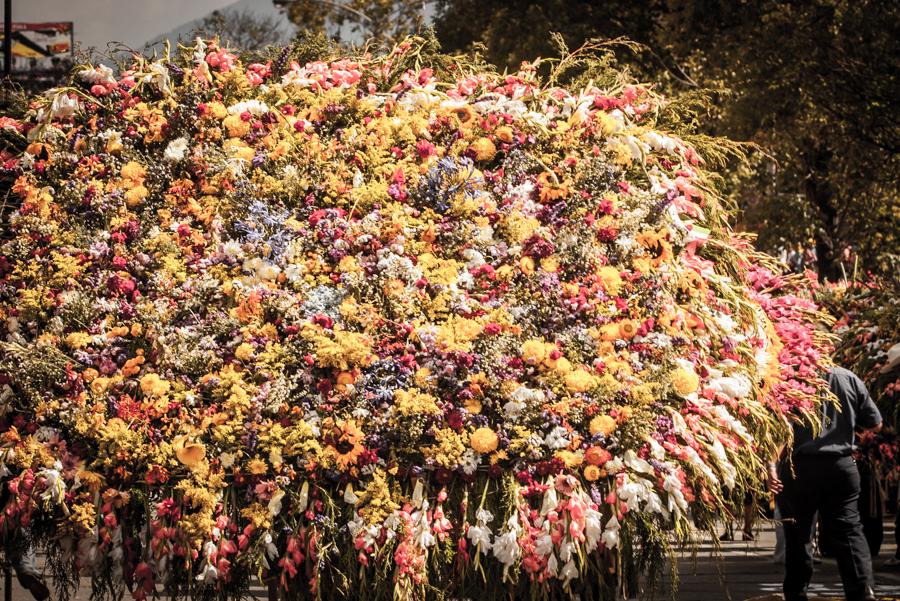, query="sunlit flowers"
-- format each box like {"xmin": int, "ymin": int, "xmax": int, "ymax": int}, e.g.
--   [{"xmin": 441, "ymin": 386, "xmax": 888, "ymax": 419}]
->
[{"xmin": 0, "ymin": 37, "xmax": 834, "ymax": 600}]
